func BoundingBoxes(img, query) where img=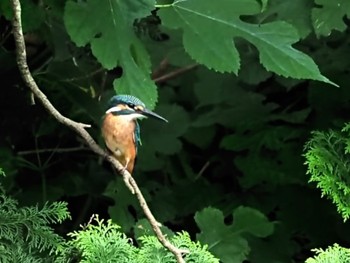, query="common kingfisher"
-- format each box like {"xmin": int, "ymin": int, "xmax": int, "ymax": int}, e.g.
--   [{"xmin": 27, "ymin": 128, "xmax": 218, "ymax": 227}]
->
[{"xmin": 102, "ymin": 95, "xmax": 168, "ymax": 174}]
